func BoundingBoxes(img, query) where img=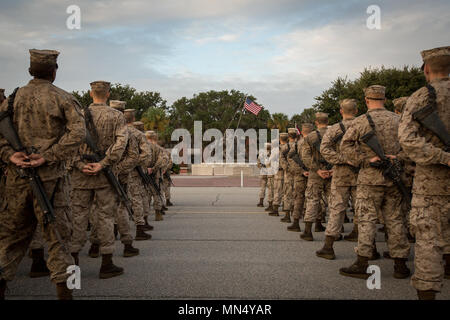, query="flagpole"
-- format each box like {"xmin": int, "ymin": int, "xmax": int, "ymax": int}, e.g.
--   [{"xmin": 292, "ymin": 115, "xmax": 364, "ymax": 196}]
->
[
  {"xmin": 226, "ymin": 95, "xmax": 247, "ymax": 130},
  {"xmin": 235, "ymin": 96, "xmax": 247, "ymax": 130}
]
